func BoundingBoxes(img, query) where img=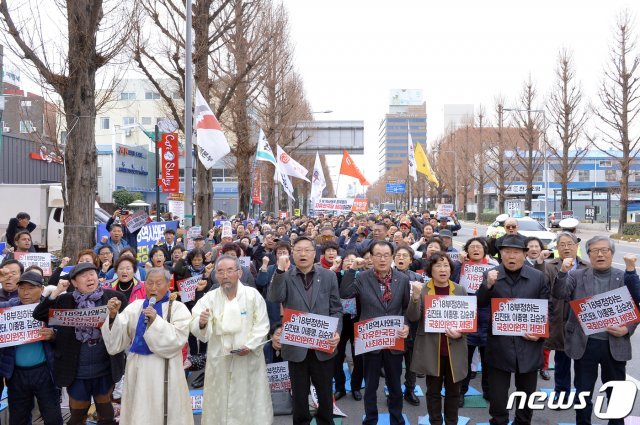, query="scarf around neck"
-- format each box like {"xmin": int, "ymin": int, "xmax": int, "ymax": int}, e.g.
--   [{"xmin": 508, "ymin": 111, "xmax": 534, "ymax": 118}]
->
[
  {"xmin": 130, "ymin": 292, "xmax": 170, "ymax": 355},
  {"xmin": 72, "ymin": 287, "xmax": 105, "ymax": 344}
]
